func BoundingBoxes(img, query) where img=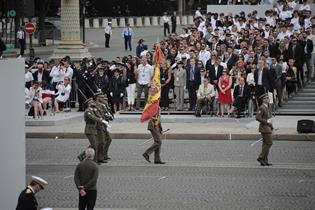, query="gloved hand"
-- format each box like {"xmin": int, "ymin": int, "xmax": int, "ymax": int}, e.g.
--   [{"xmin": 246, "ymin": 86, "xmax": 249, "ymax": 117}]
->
[
  {"xmin": 102, "ymin": 120, "xmax": 112, "ymax": 129},
  {"xmin": 120, "ymin": 93, "xmax": 123, "ymax": 97},
  {"xmin": 110, "ymin": 92, "xmax": 113, "ymax": 97}
]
